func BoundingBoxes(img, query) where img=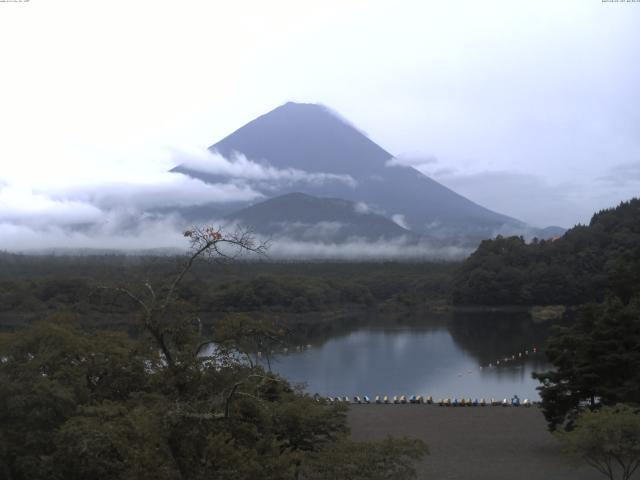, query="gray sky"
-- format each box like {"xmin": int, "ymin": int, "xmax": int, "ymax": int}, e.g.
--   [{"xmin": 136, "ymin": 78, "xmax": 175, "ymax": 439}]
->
[{"xmin": 0, "ymin": 0, "xmax": 639, "ymax": 250}]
